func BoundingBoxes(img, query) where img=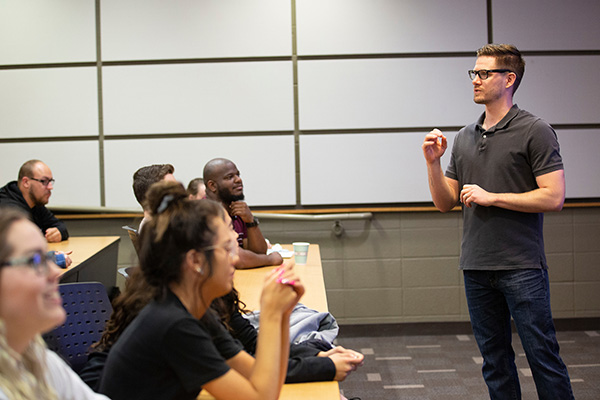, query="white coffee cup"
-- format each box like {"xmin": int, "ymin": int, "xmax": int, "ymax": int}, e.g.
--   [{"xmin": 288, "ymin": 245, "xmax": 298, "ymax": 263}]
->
[{"xmin": 292, "ymin": 242, "xmax": 310, "ymax": 265}]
